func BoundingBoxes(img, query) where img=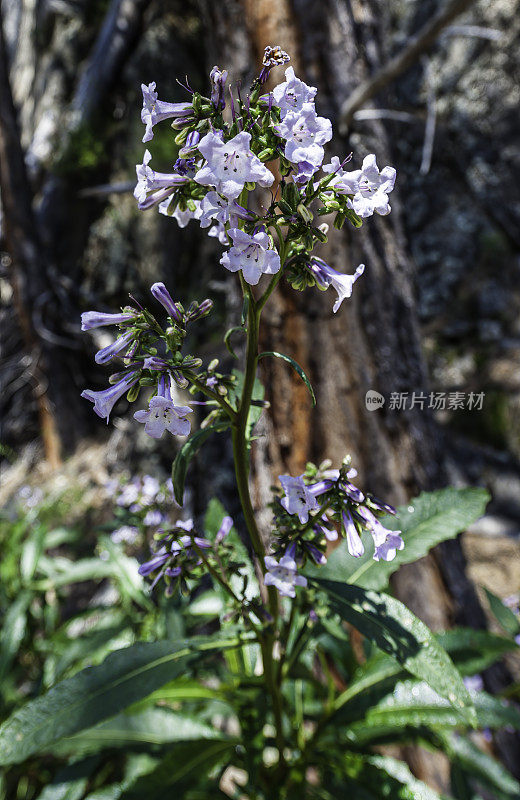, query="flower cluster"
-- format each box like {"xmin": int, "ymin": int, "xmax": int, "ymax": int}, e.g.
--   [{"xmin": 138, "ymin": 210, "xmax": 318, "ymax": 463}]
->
[
  {"xmin": 133, "ymin": 53, "xmax": 396, "ymax": 310},
  {"xmin": 264, "ymin": 458, "xmax": 404, "ymax": 597},
  {"xmin": 107, "ymin": 473, "xmax": 176, "ymax": 544},
  {"xmin": 80, "ymin": 283, "xmax": 218, "ymax": 435},
  {"xmin": 138, "ymin": 515, "xmax": 232, "ymax": 596}
]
